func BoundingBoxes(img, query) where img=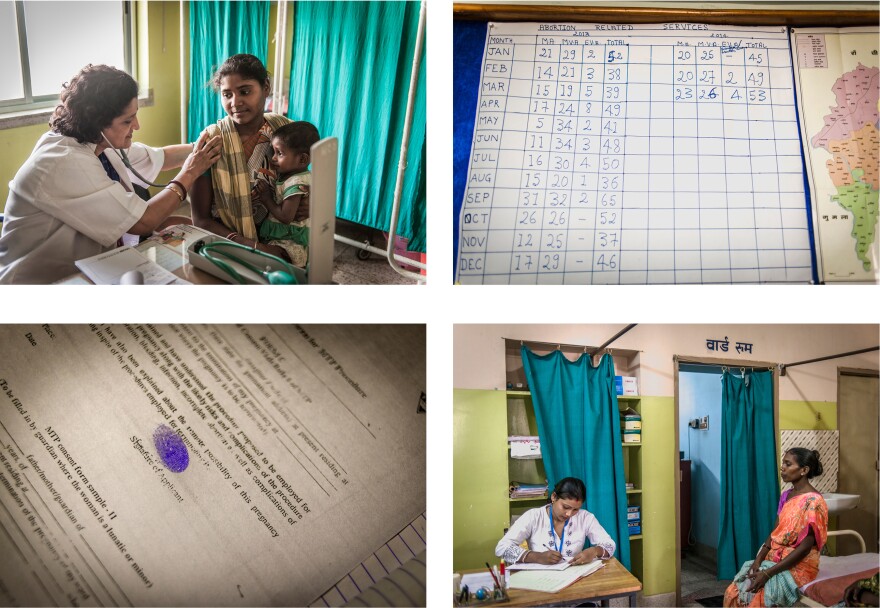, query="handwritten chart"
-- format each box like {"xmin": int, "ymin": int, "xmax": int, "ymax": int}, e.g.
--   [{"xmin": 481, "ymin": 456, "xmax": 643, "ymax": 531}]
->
[{"xmin": 456, "ymin": 22, "xmax": 814, "ymax": 284}]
